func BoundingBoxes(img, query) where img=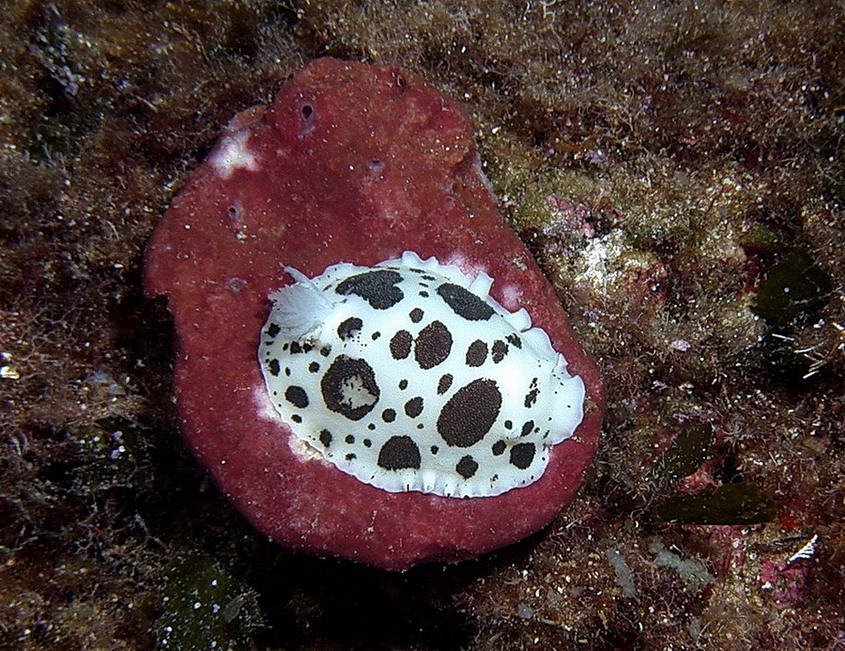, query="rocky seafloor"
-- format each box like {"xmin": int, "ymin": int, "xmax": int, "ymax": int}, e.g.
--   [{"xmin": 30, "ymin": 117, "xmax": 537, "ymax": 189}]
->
[{"xmin": 1, "ymin": 1, "xmax": 843, "ymax": 649}]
